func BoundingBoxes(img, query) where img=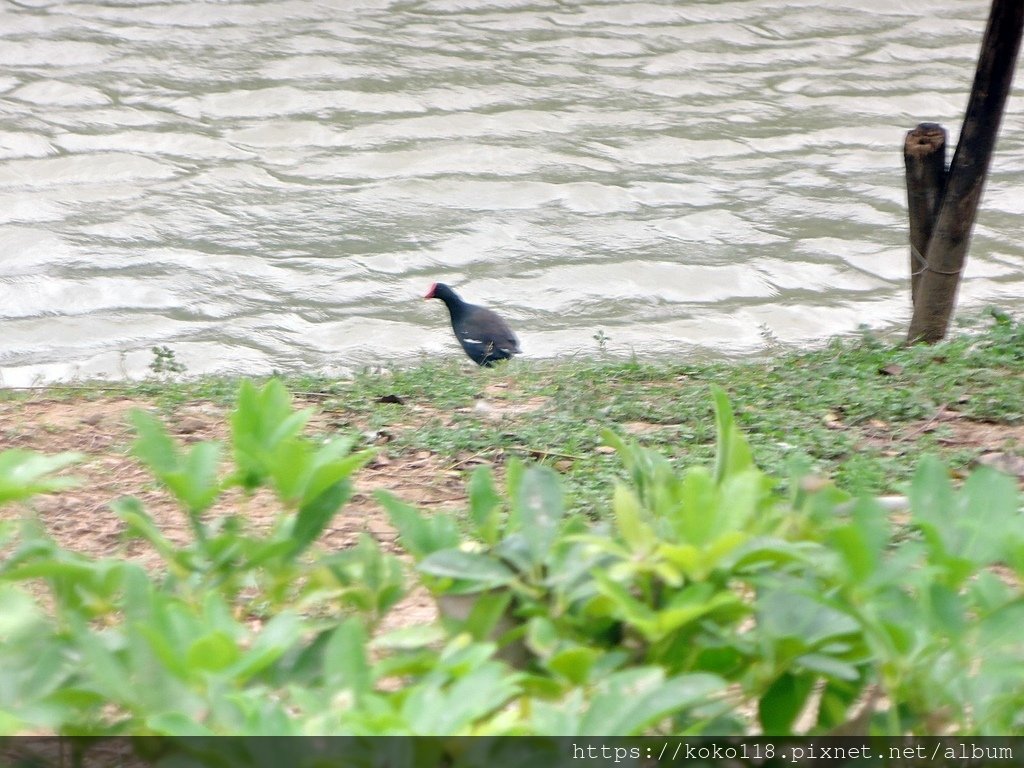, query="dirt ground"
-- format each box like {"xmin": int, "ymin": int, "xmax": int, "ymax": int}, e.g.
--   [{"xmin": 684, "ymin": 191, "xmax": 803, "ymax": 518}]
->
[
  {"xmin": 2, "ymin": 393, "xmax": 1022, "ymax": 631},
  {"xmin": 0, "ymin": 394, "xmax": 471, "ymax": 629},
  {"xmin": 0, "ymin": 388, "xmax": 559, "ymax": 631},
  {"xmin": 3, "ymin": 396, "xmax": 1023, "ymax": 550}
]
